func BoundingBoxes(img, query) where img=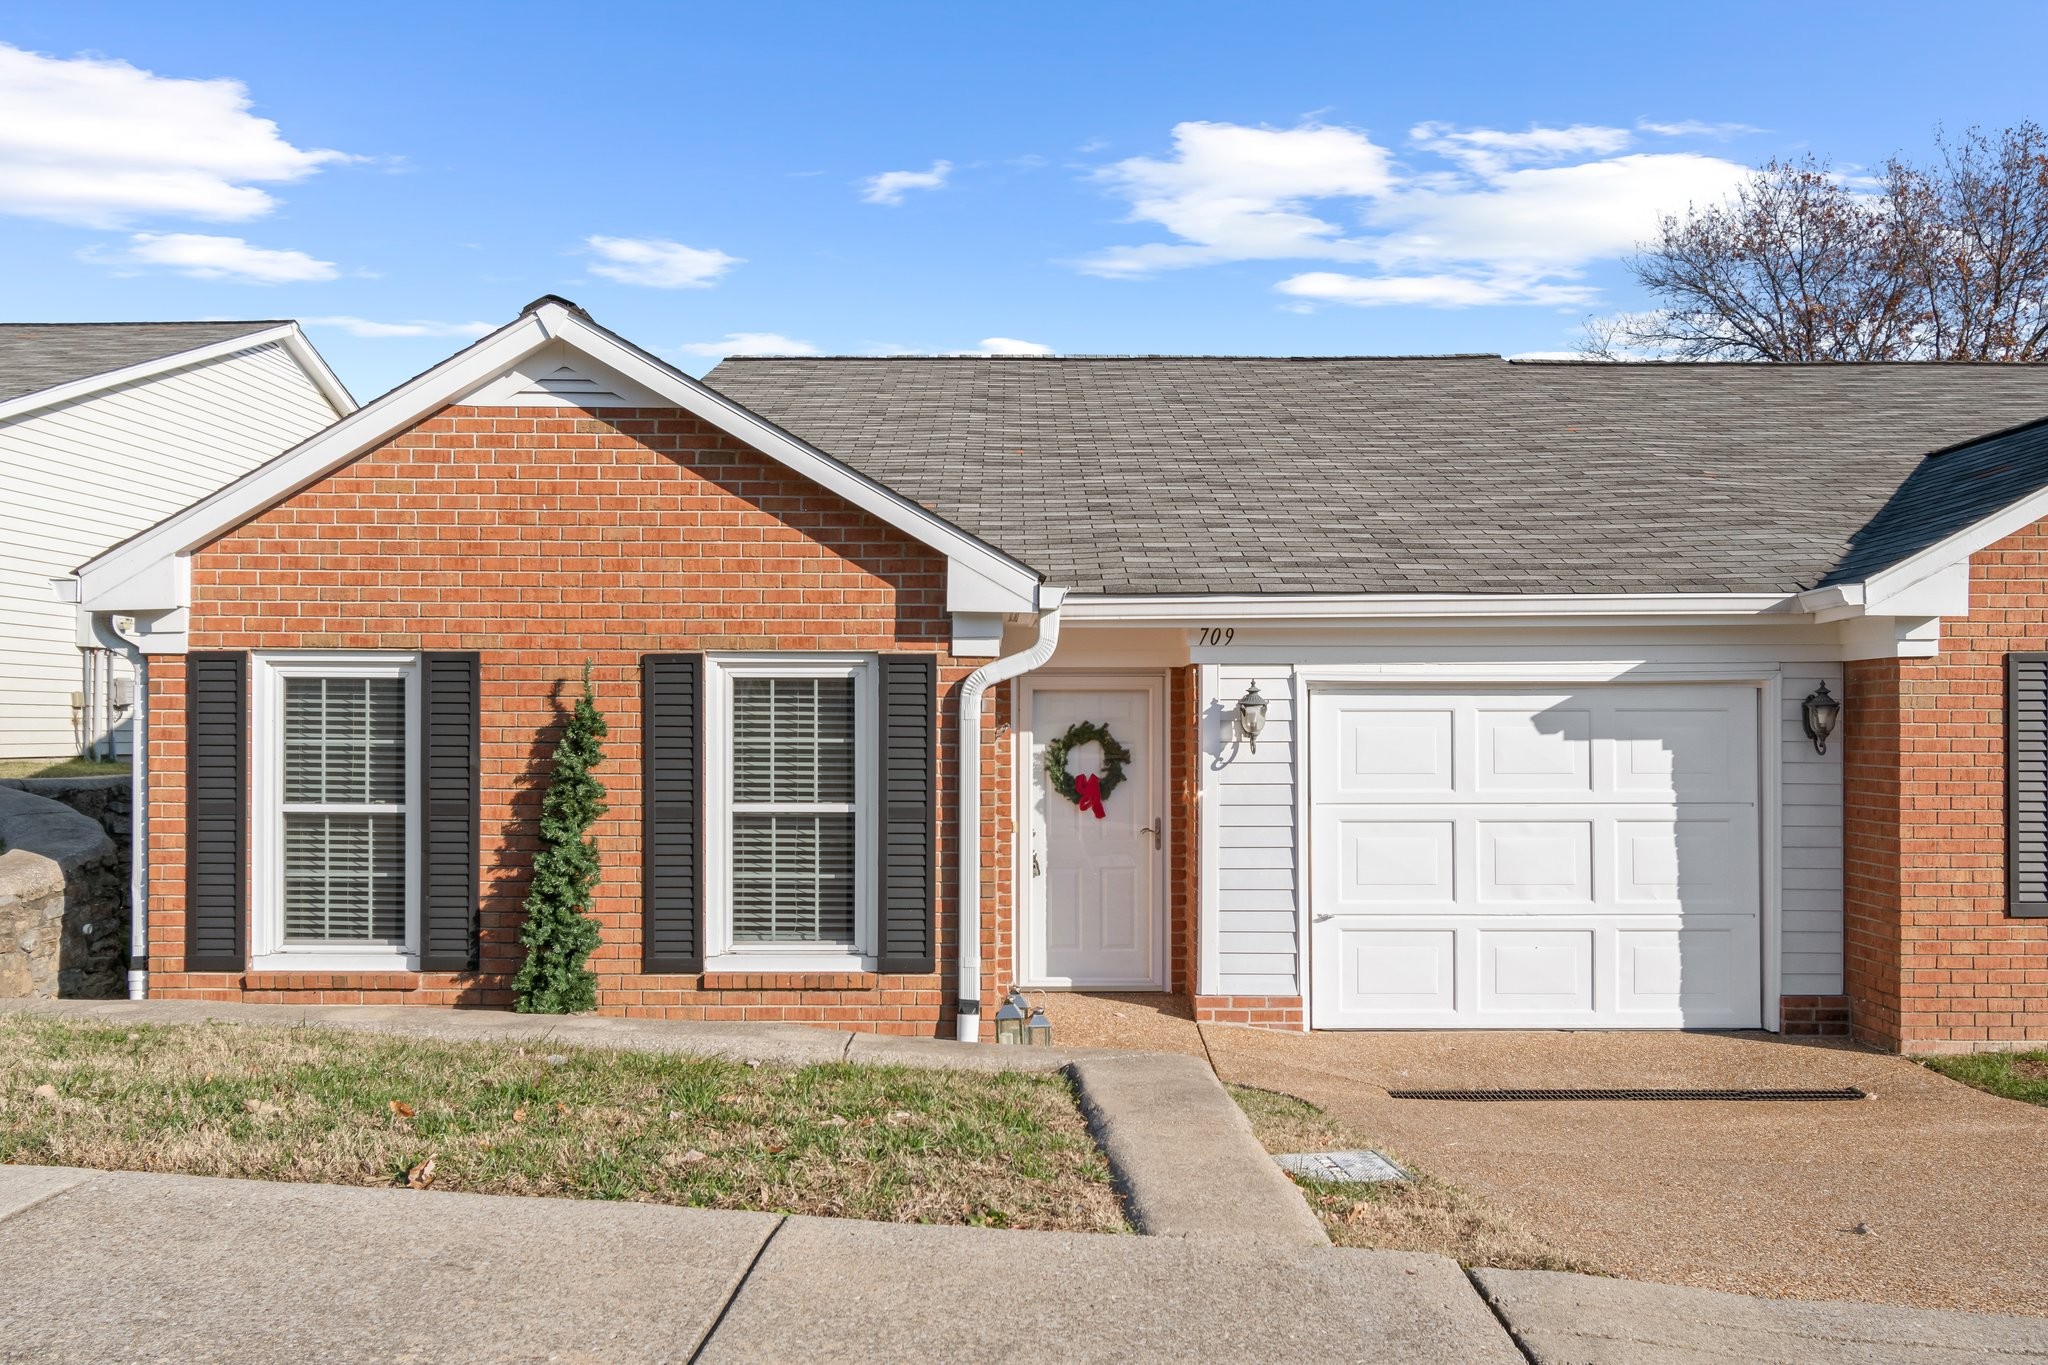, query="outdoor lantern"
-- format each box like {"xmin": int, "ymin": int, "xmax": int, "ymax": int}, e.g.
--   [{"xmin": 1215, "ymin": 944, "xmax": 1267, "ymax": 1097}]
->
[
  {"xmin": 995, "ymin": 991, "xmax": 1027, "ymax": 1045},
  {"xmin": 1802, "ymin": 683, "xmax": 1843, "ymax": 755},
  {"xmin": 1026, "ymin": 1005, "xmax": 1053, "ymax": 1046},
  {"xmin": 1236, "ymin": 682, "xmax": 1269, "ymax": 752}
]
